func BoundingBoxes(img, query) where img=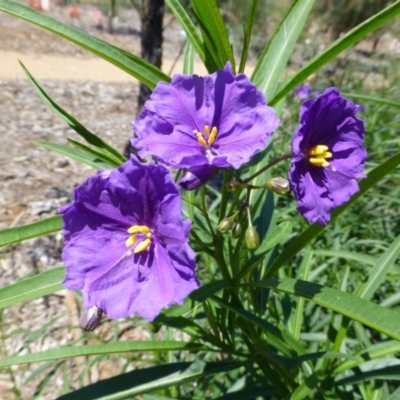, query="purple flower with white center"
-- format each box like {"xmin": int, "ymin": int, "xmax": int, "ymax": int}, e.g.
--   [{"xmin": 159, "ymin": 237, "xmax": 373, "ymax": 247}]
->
[
  {"xmin": 294, "ymin": 84, "xmax": 312, "ymax": 100},
  {"xmin": 59, "ymin": 156, "xmax": 198, "ymax": 321},
  {"xmin": 289, "ymin": 87, "xmax": 366, "ymax": 225},
  {"xmin": 131, "ymin": 63, "xmax": 280, "ymax": 173}
]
